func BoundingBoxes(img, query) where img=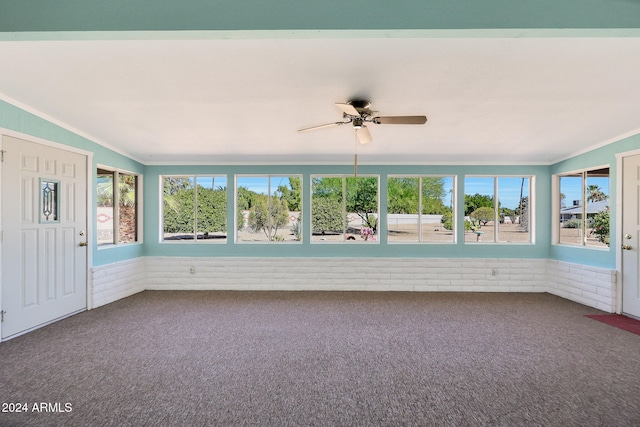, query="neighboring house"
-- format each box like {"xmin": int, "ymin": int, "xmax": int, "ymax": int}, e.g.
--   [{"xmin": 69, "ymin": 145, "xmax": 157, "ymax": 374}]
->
[{"xmin": 560, "ymin": 199, "xmax": 610, "ymax": 225}]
